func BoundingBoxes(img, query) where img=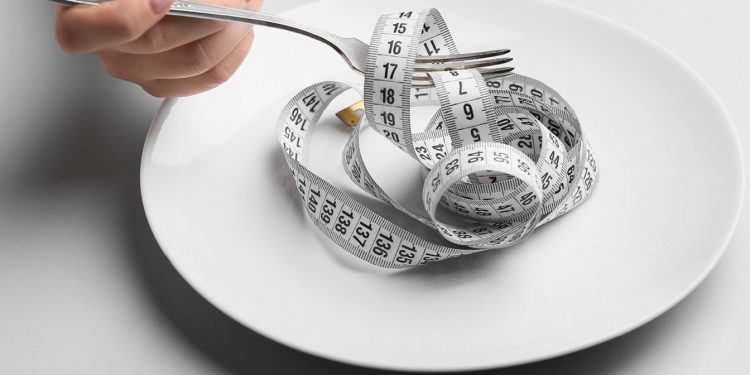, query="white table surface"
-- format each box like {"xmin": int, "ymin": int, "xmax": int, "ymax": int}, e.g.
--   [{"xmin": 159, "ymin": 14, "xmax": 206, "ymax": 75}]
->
[{"xmin": 1, "ymin": 1, "xmax": 747, "ymax": 374}]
